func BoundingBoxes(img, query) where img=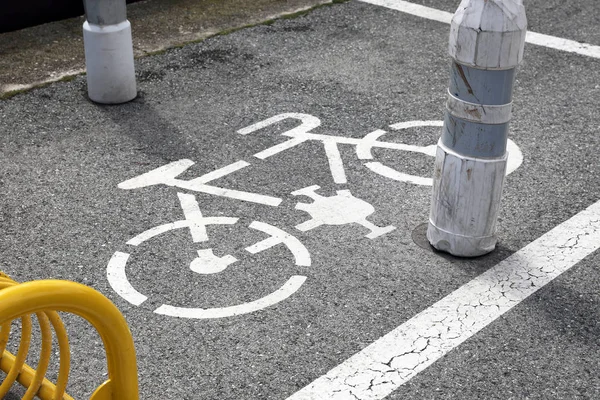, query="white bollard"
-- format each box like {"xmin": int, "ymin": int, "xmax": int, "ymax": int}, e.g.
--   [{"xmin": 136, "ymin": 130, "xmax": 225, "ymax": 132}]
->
[
  {"xmin": 83, "ymin": 0, "xmax": 137, "ymax": 104},
  {"xmin": 427, "ymin": 0, "xmax": 527, "ymax": 257}
]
